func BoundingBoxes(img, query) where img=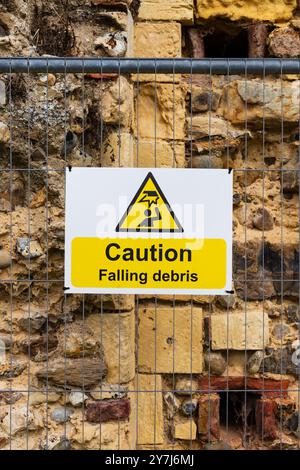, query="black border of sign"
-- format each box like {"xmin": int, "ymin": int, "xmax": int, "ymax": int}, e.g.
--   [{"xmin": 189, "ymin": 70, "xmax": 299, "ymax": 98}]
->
[{"xmin": 115, "ymin": 171, "xmax": 184, "ymax": 233}]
